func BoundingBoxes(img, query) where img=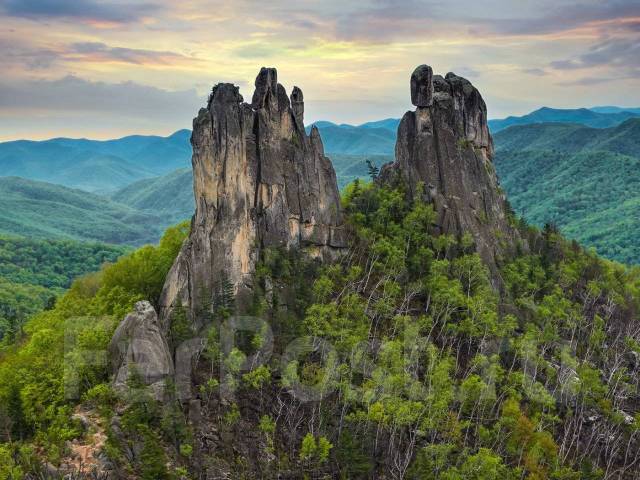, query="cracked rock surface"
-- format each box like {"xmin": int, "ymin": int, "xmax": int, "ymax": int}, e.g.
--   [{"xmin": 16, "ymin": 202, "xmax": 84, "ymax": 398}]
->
[
  {"xmin": 381, "ymin": 66, "xmax": 519, "ymax": 273},
  {"xmin": 160, "ymin": 67, "xmax": 346, "ymax": 327}
]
